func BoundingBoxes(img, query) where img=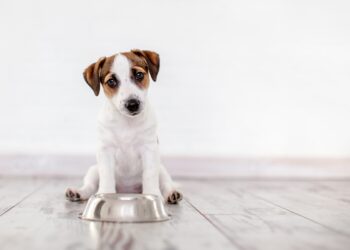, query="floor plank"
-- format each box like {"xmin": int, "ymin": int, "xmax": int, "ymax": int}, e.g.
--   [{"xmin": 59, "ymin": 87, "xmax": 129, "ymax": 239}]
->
[
  {"xmin": 302, "ymin": 181, "xmax": 350, "ymax": 204},
  {"xmin": 2, "ymin": 178, "xmax": 350, "ymax": 250},
  {"xmin": 0, "ymin": 177, "xmax": 44, "ymax": 216},
  {"xmin": 183, "ymin": 180, "xmax": 350, "ymax": 250},
  {"xmin": 0, "ymin": 179, "xmax": 235, "ymax": 250},
  {"xmin": 232, "ymin": 181, "xmax": 350, "ymax": 236}
]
